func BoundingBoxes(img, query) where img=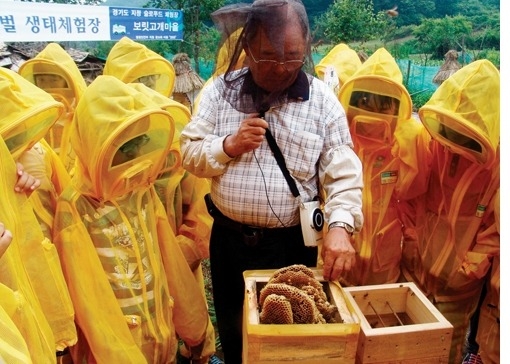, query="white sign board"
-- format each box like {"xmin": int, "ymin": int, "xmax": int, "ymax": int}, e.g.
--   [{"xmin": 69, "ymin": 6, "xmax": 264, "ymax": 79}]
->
[{"xmin": 0, "ymin": 2, "xmax": 184, "ymax": 42}]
